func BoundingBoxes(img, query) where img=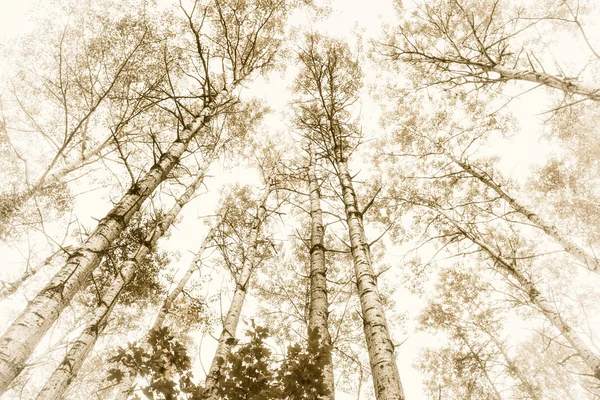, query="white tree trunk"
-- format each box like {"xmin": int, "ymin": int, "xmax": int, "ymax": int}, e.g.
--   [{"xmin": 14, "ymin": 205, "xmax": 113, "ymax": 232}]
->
[
  {"xmin": 35, "ymin": 161, "xmax": 212, "ymax": 400},
  {"xmin": 307, "ymin": 148, "xmax": 335, "ymax": 399},
  {"xmin": 35, "ymin": 260, "xmax": 137, "ymax": 400},
  {"xmin": 0, "ymin": 86, "xmax": 233, "ymax": 394},
  {"xmin": 202, "ymin": 184, "xmax": 271, "ymax": 399},
  {"xmin": 112, "ymin": 225, "xmax": 216, "ymax": 400},
  {"xmin": 491, "ymin": 65, "xmax": 600, "ymax": 101},
  {"xmin": 446, "ymin": 152, "xmax": 600, "ymax": 275},
  {"xmin": 336, "ymin": 160, "xmax": 405, "ymax": 400}
]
